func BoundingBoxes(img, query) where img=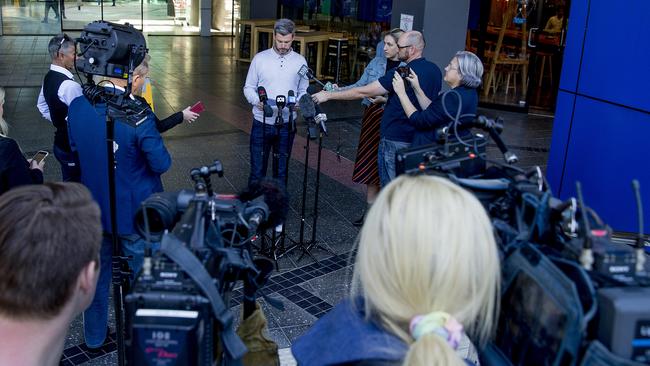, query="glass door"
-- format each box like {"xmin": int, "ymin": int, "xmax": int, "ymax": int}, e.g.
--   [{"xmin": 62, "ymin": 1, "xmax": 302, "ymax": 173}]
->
[{"xmin": 466, "ymin": 0, "xmax": 569, "ymax": 113}]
